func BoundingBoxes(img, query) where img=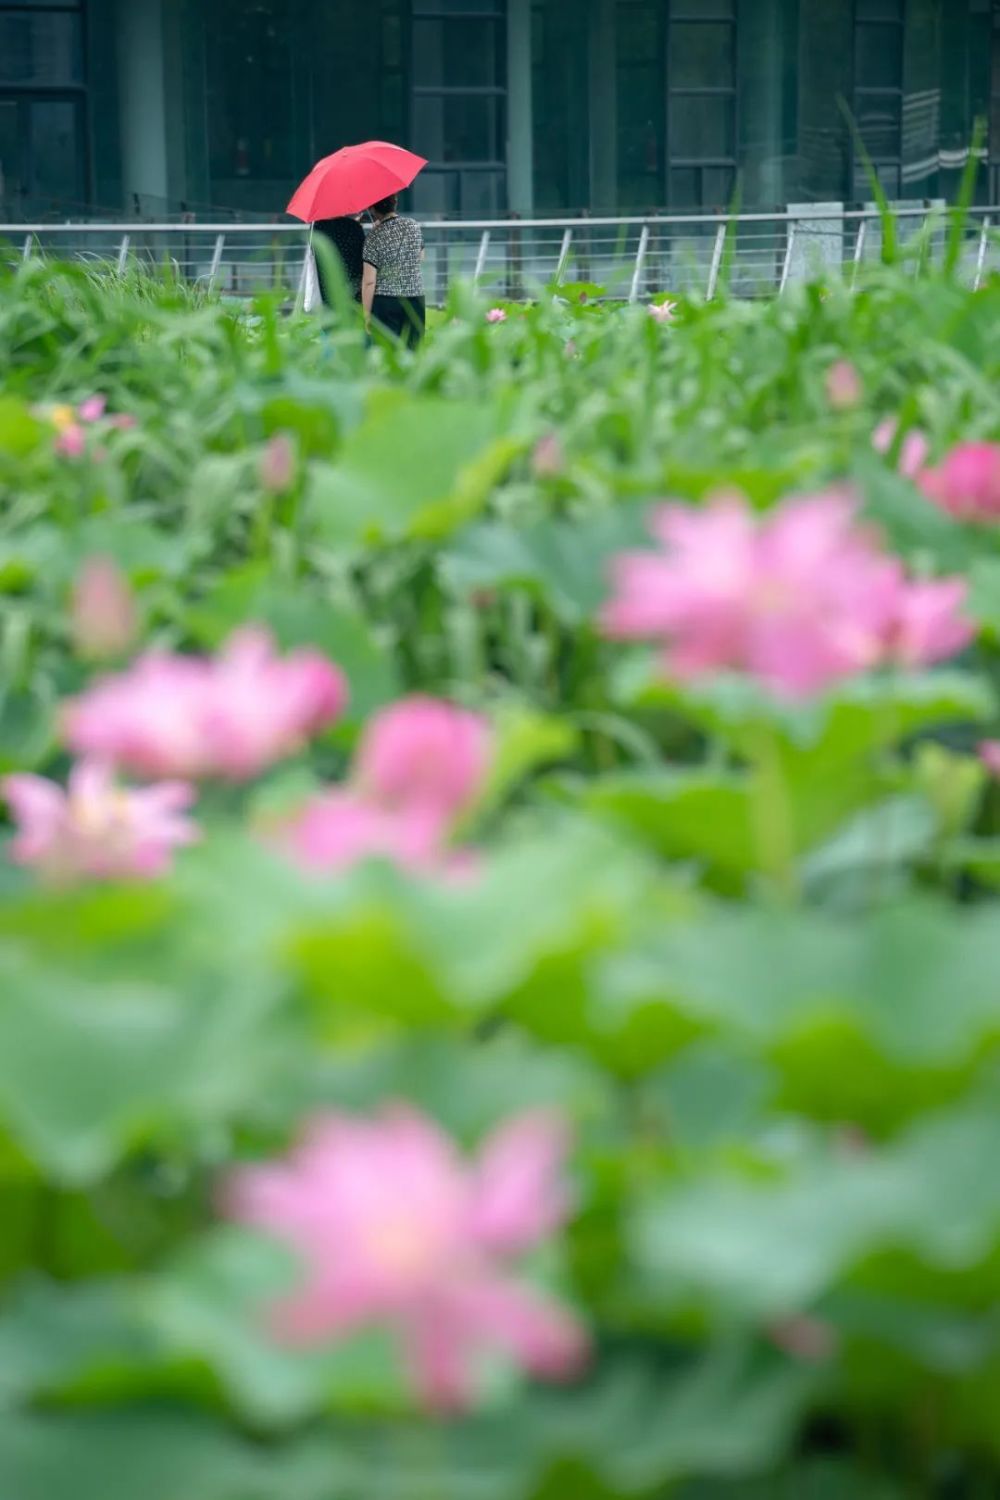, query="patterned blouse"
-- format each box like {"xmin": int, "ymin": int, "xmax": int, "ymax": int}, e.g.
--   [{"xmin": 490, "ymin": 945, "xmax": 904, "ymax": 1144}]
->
[{"xmin": 363, "ymin": 215, "xmax": 424, "ymax": 298}]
